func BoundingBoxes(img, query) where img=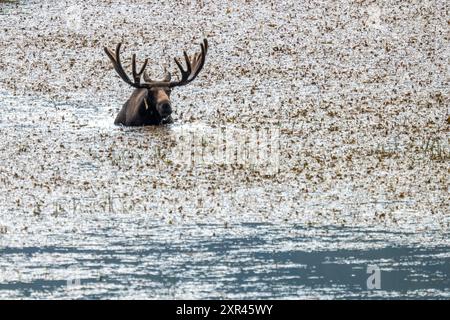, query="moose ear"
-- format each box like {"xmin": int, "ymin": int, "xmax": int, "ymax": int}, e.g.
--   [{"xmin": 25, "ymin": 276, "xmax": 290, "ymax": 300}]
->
[{"xmin": 163, "ymin": 71, "xmax": 172, "ymax": 82}]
